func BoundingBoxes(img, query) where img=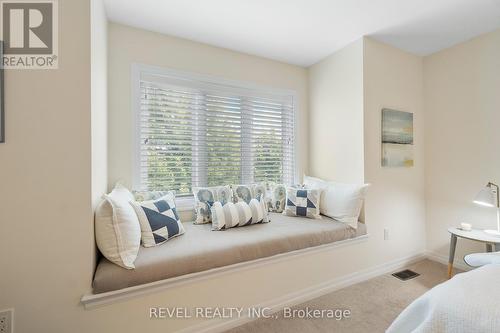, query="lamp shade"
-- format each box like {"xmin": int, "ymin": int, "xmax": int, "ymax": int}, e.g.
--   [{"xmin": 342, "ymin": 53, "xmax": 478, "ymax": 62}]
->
[{"xmin": 474, "ymin": 185, "xmax": 497, "ymax": 207}]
